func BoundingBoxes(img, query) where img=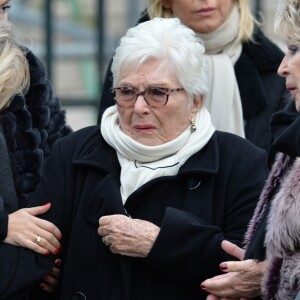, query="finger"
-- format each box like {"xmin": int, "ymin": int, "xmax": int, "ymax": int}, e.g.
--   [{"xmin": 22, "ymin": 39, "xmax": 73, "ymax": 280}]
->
[
  {"xmin": 221, "ymin": 240, "xmax": 245, "ymax": 260},
  {"xmin": 99, "ymin": 215, "xmax": 111, "ymax": 226},
  {"xmin": 202, "ymin": 274, "xmax": 236, "ymax": 291},
  {"xmin": 16, "ymin": 238, "xmax": 51, "ymax": 255},
  {"xmin": 221, "ymin": 259, "xmax": 257, "ymax": 273},
  {"xmin": 25, "ymin": 203, "xmax": 52, "ymax": 216},
  {"xmin": 206, "ymin": 294, "xmax": 220, "ymax": 300},
  {"xmin": 34, "ymin": 218, "xmax": 62, "ymax": 241},
  {"xmin": 51, "ymin": 266, "xmax": 60, "ymax": 278},
  {"xmin": 32, "ymin": 230, "xmax": 62, "ymax": 254},
  {"xmin": 40, "ymin": 275, "xmax": 58, "ymax": 293}
]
